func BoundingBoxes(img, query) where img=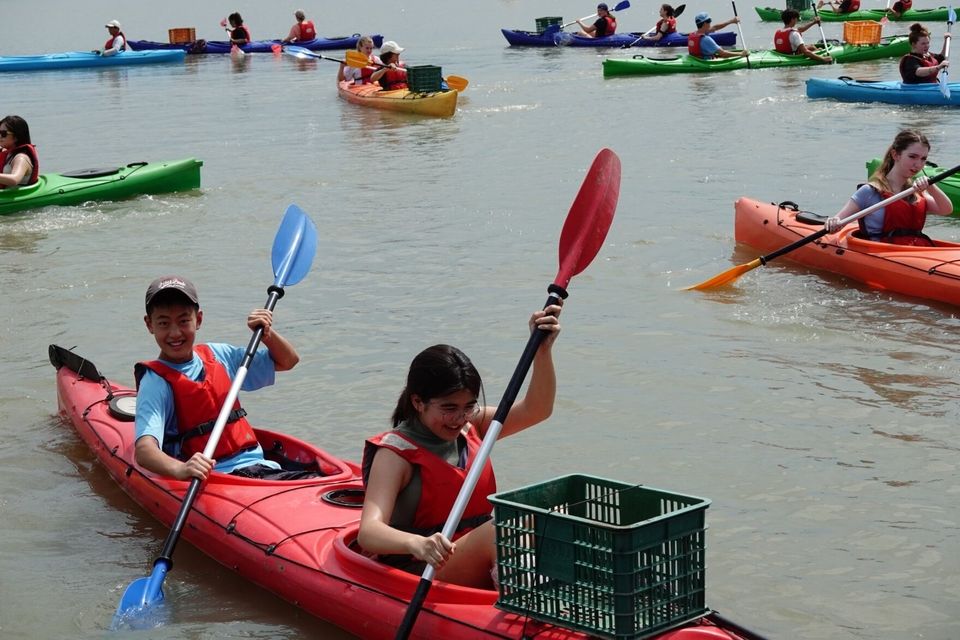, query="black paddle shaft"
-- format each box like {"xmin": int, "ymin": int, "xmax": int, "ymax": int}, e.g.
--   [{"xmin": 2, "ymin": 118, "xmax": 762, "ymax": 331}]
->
[{"xmin": 153, "ymin": 285, "xmax": 285, "ymax": 569}]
